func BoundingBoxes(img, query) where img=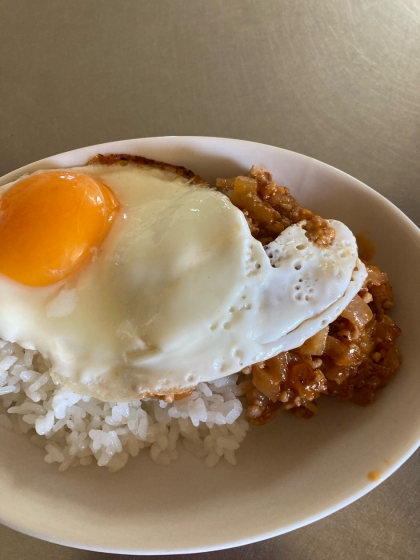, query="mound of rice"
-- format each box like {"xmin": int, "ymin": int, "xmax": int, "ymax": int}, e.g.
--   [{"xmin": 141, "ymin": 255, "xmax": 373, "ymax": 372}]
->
[{"xmin": 0, "ymin": 339, "xmax": 249, "ymax": 471}]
